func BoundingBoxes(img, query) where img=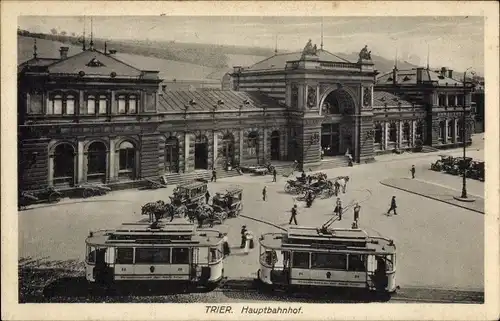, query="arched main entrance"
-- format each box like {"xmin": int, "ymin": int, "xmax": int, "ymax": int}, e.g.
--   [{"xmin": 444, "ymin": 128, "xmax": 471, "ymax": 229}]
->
[
  {"xmin": 221, "ymin": 133, "xmax": 235, "ymax": 166},
  {"xmin": 270, "ymin": 131, "xmax": 280, "ymax": 161},
  {"xmin": 53, "ymin": 143, "xmax": 75, "ymax": 187},
  {"xmin": 247, "ymin": 131, "xmax": 260, "ymax": 163},
  {"xmin": 118, "ymin": 140, "xmax": 136, "ymax": 180},
  {"xmin": 194, "ymin": 135, "xmax": 209, "ymax": 170},
  {"xmin": 87, "ymin": 141, "xmax": 107, "ymax": 183},
  {"xmin": 165, "ymin": 136, "xmax": 179, "ymax": 173},
  {"xmin": 320, "ymin": 88, "xmax": 356, "ymax": 156}
]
